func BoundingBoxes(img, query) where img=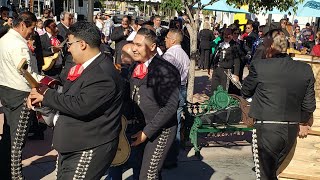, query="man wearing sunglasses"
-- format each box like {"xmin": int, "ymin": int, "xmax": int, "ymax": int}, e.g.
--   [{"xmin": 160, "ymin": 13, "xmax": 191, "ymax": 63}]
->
[{"xmin": 28, "ymin": 21, "xmax": 123, "ymax": 179}]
